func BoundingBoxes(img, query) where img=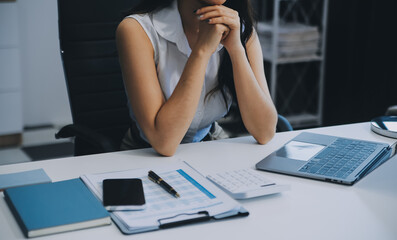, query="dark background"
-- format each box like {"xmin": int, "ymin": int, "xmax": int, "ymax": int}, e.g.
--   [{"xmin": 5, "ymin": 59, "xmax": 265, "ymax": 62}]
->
[
  {"xmin": 253, "ymin": 0, "xmax": 397, "ymax": 128},
  {"xmin": 224, "ymin": 0, "xmax": 397, "ymax": 136},
  {"xmin": 323, "ymin": 0, "xmax": 397, "ymax": 126}
]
